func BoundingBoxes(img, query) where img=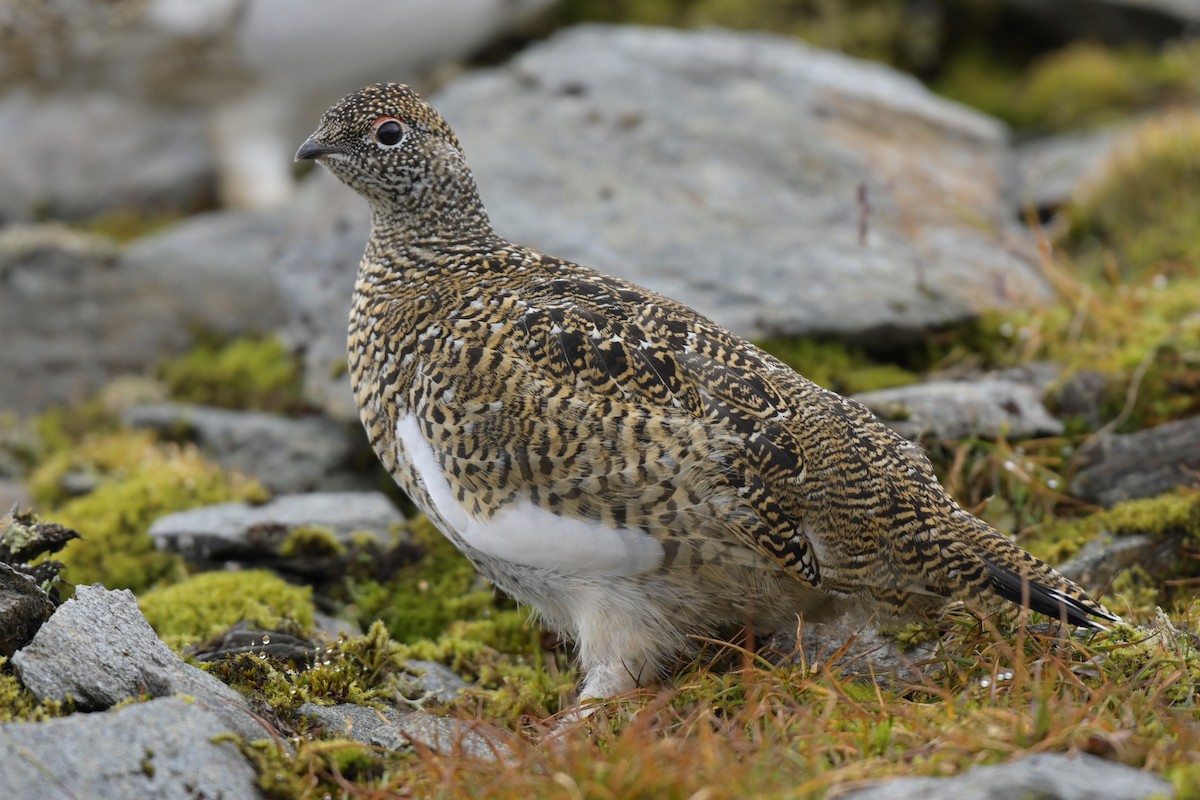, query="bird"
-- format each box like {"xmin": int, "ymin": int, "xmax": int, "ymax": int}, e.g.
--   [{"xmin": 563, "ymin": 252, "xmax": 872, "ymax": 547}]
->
[{"xmin": 296, "ymin": 82, "xmax": 1120, "ymax": 702}]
